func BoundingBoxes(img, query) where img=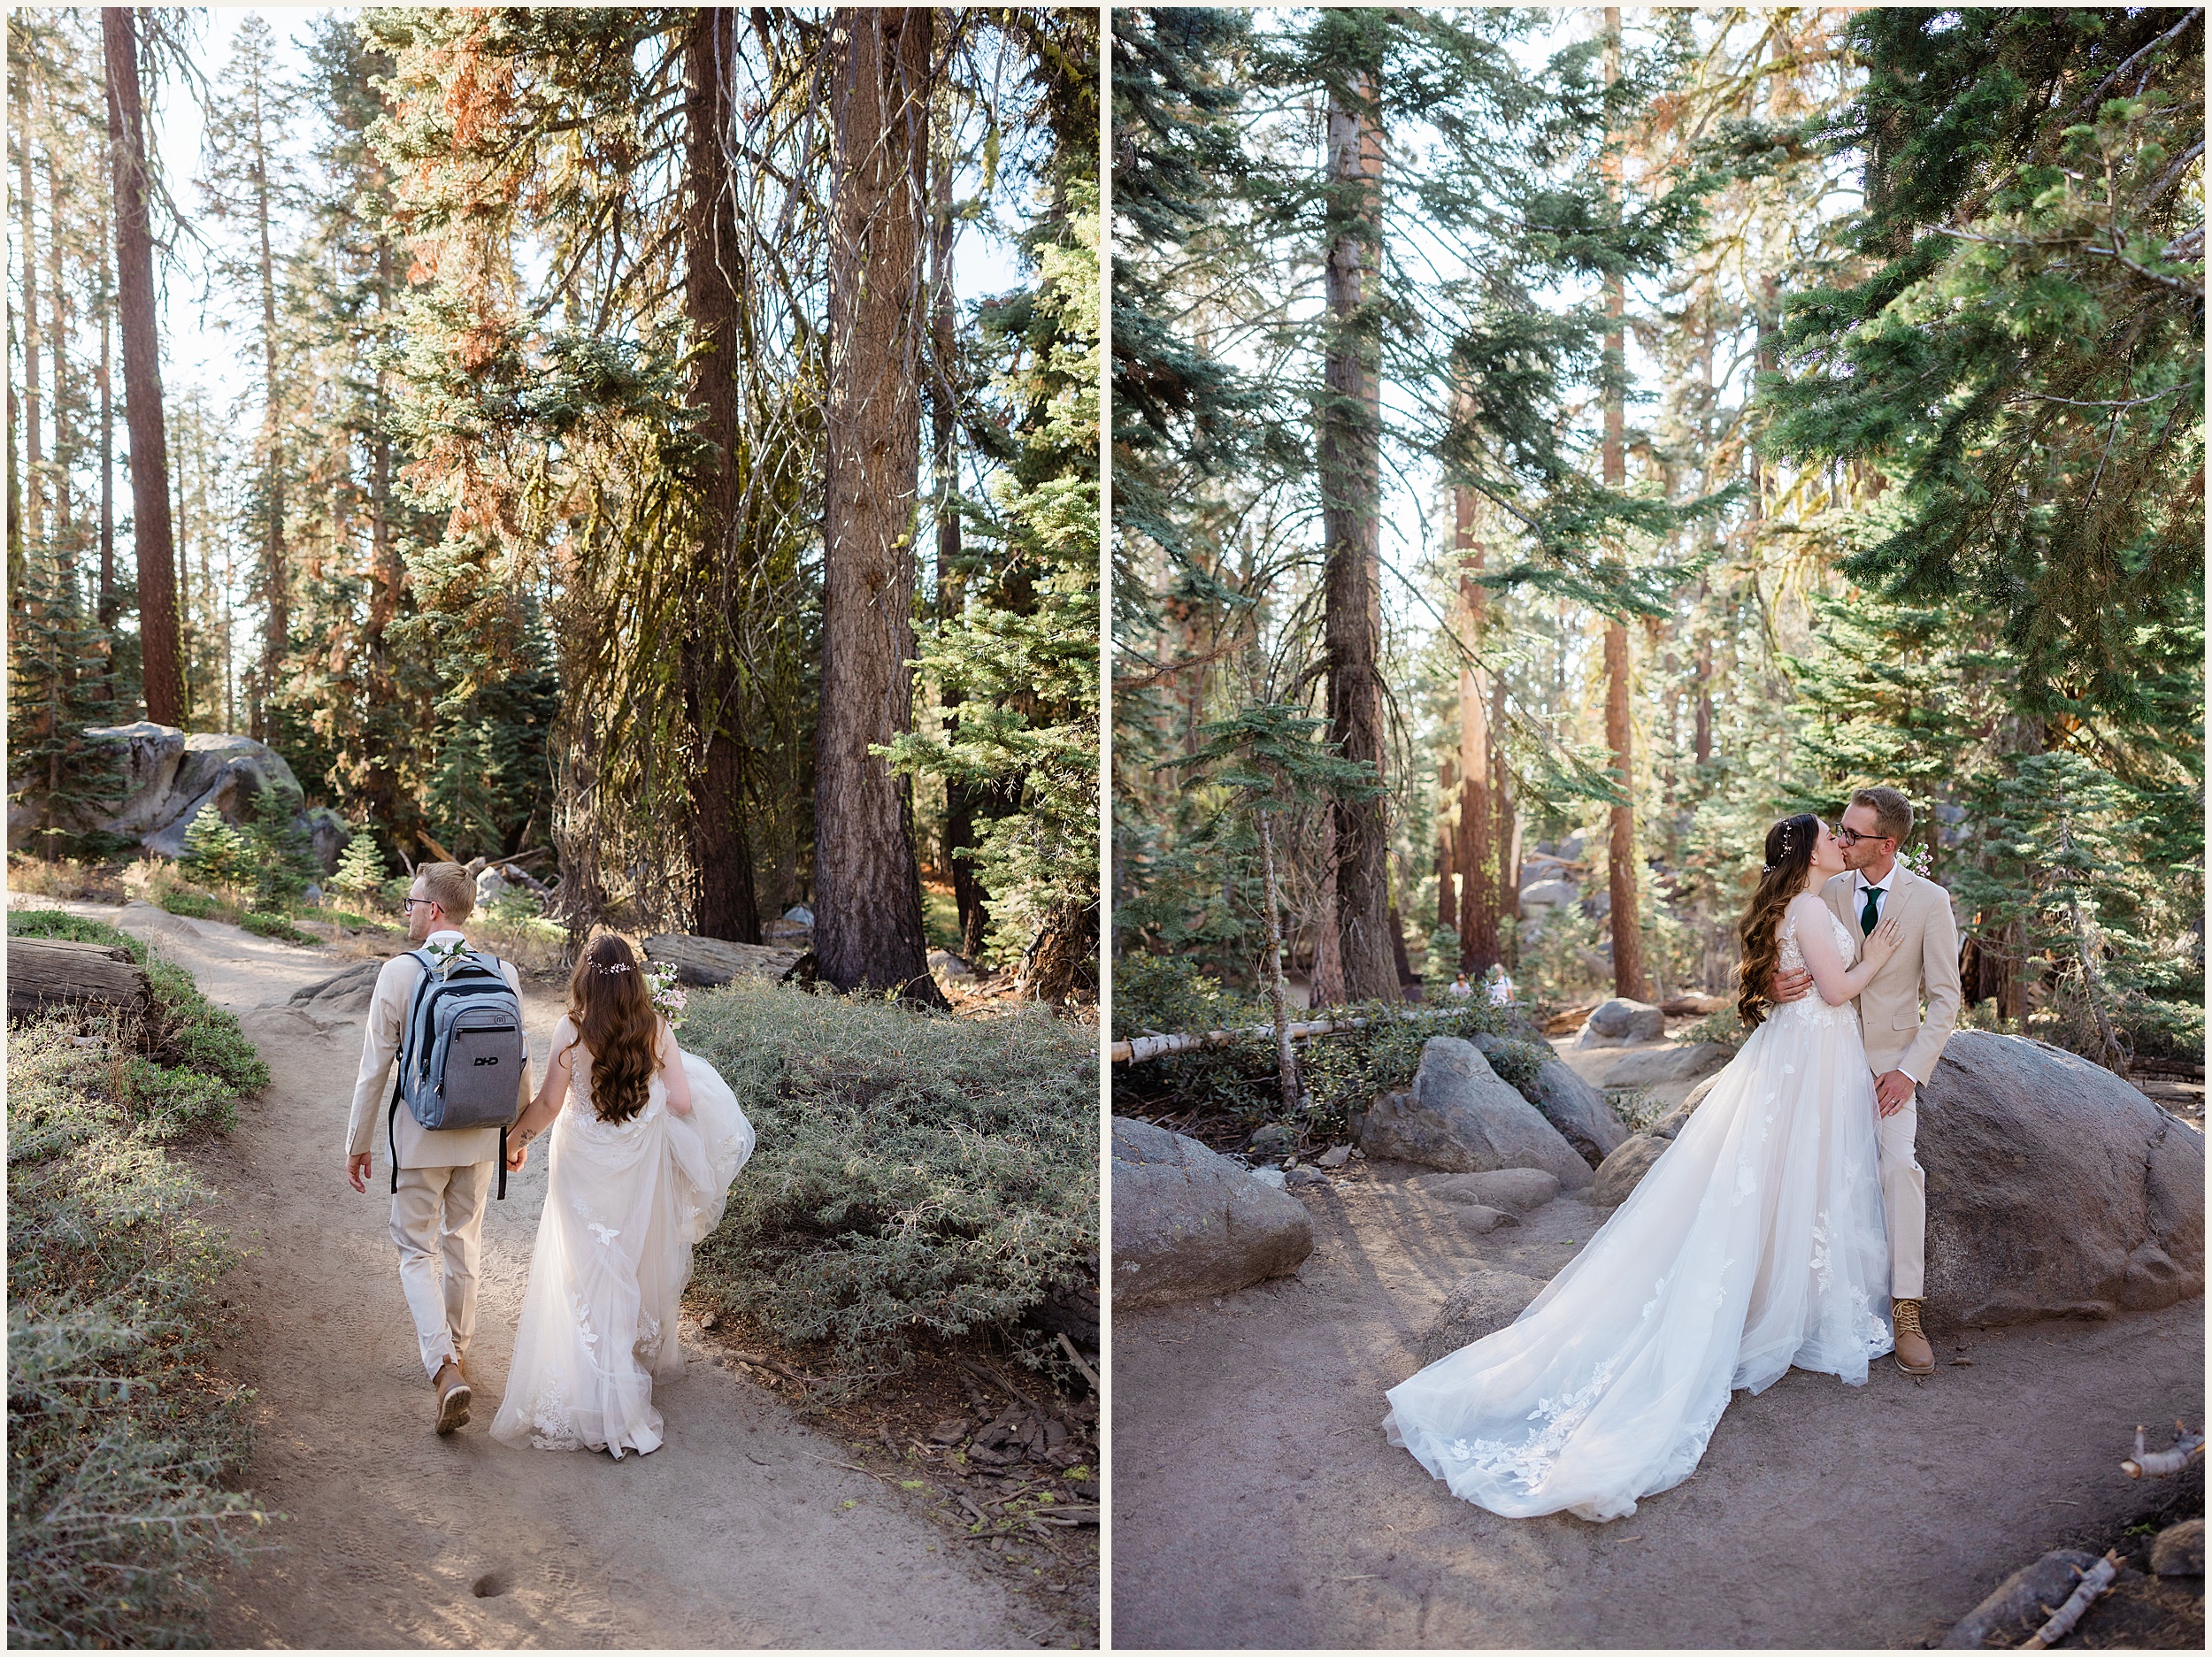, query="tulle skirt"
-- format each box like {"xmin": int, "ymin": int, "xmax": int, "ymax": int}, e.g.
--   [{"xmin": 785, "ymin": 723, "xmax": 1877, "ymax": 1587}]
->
[
  {"xmin": 492, "ymin": 1051, "xmax": 755, "ymax": 1458},
  {"xmin": 1384, "ymin": 995, "xmax": 1892, "ymax": 1521}
]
